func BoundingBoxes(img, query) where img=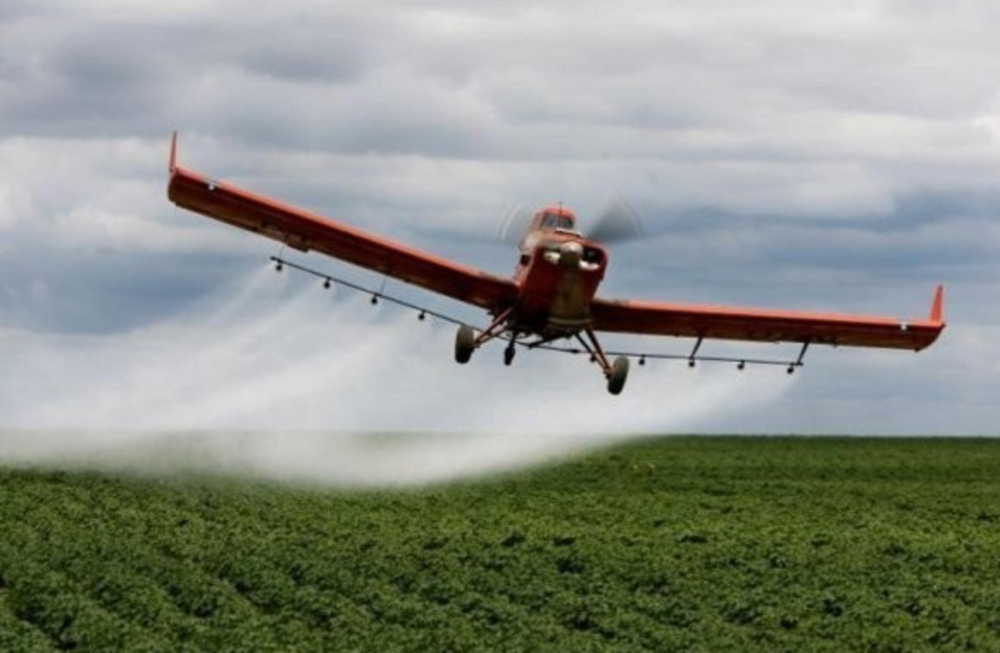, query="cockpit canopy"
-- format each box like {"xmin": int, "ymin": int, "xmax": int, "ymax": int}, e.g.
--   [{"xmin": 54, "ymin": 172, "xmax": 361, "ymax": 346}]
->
[{"xmin": 534, "ymin": 206, "xmax": 577, "ymax": 232}]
